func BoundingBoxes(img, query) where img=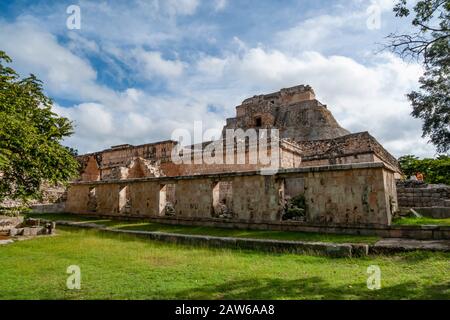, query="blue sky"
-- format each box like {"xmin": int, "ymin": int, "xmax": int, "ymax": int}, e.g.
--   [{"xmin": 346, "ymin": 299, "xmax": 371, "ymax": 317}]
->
[{"xmin": 0, "ymin": 0, "xmax": 437, "ymax": 157}]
